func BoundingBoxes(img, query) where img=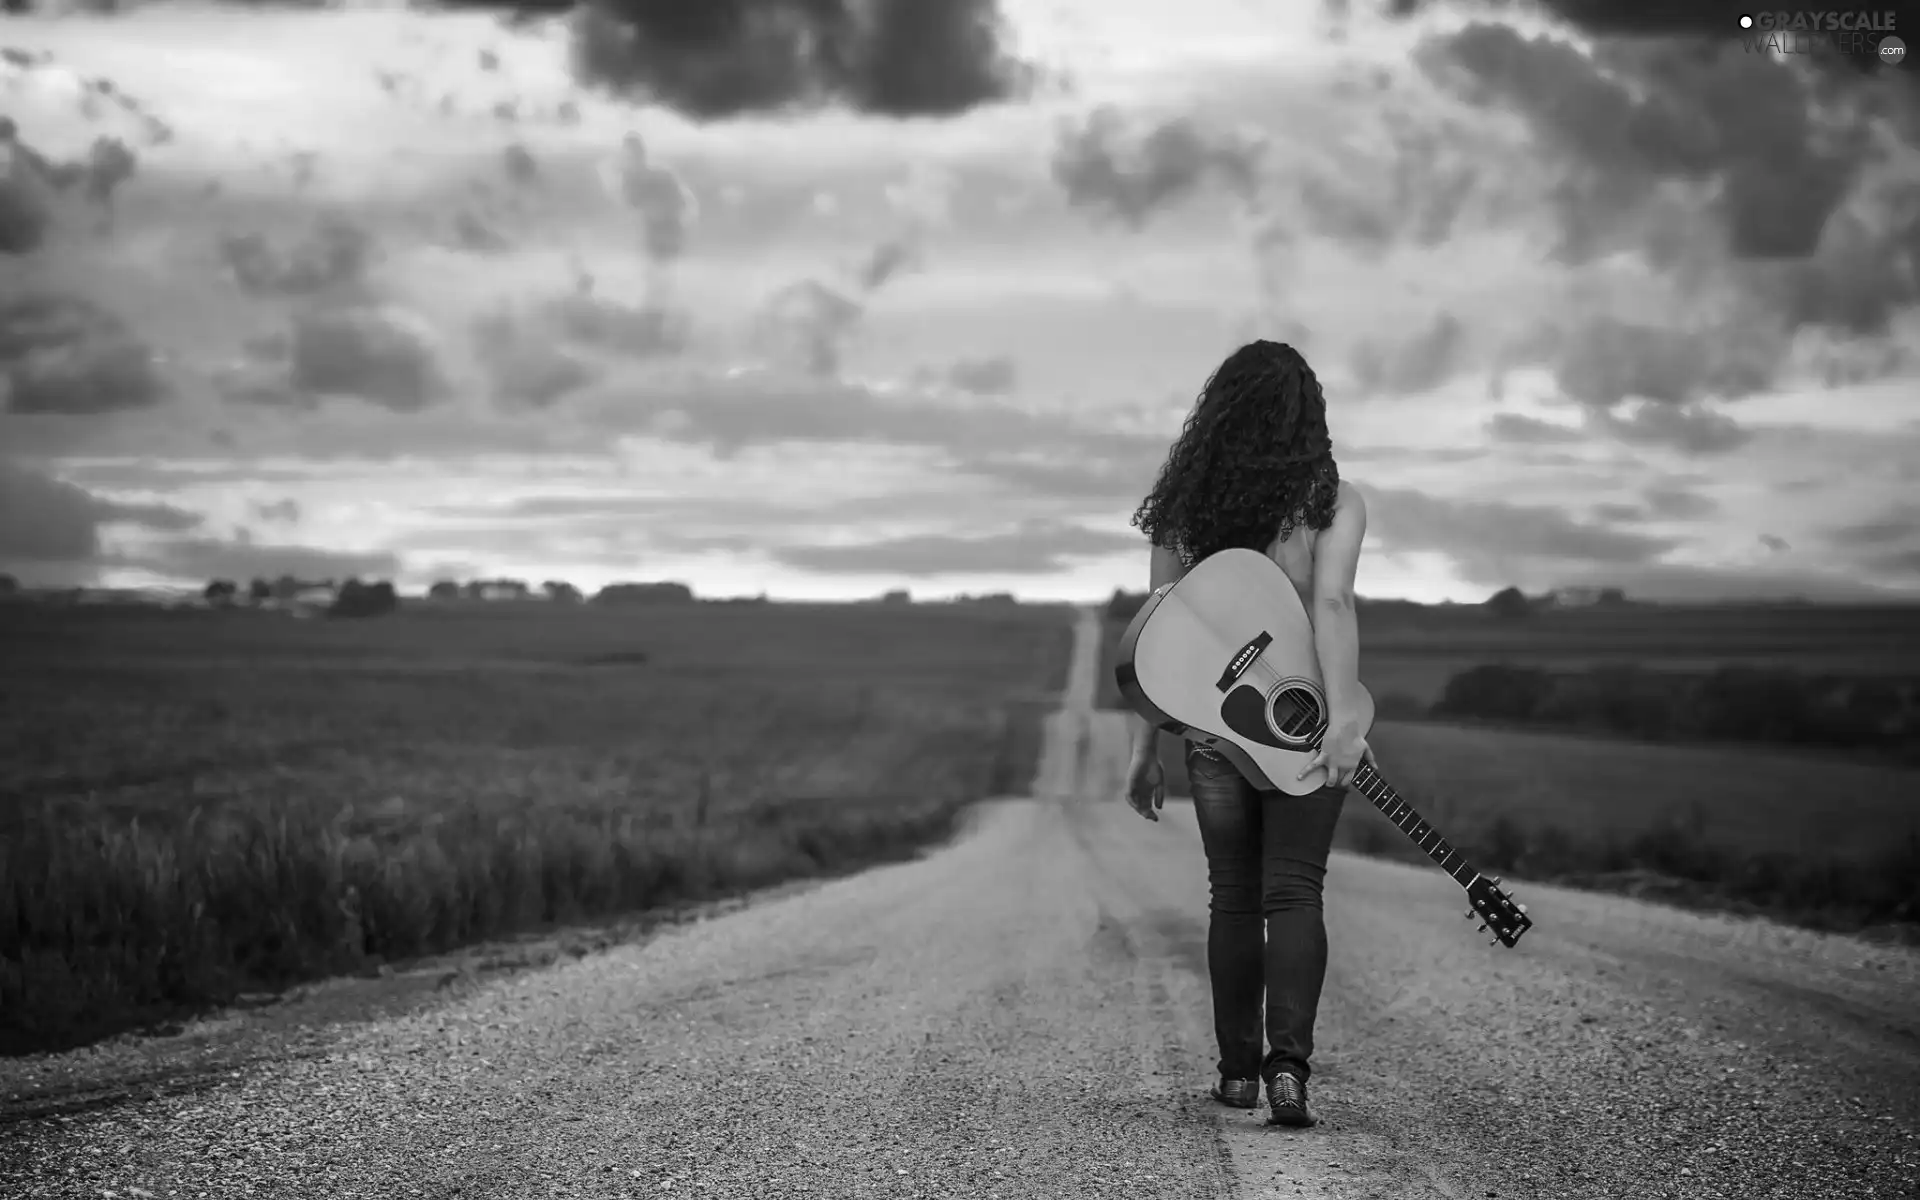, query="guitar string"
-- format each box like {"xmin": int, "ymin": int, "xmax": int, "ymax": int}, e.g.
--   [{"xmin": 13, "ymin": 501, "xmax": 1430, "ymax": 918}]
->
[
  {"xmin": 1352, "ymin": 764, "xmax": 1525, "ymax": 931},
  {"xmin": 1351, "ymin": 761, "xmax": 1477, "ymax": 886}
]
